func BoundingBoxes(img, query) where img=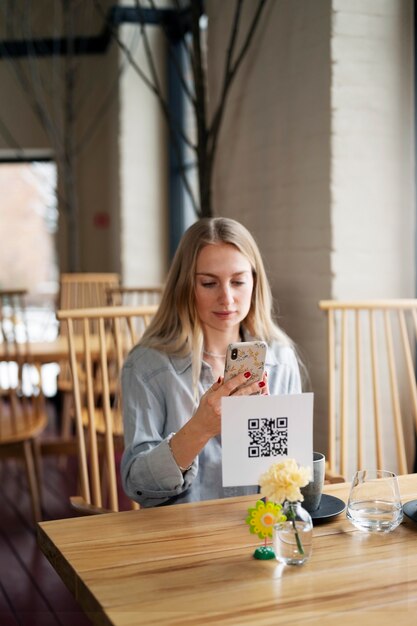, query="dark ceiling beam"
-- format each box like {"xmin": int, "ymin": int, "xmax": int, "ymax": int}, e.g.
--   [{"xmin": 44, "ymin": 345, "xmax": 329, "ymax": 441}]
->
[{"xmin": 0, "ymin": 4, "xmax": 194, "ymax": 59}]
